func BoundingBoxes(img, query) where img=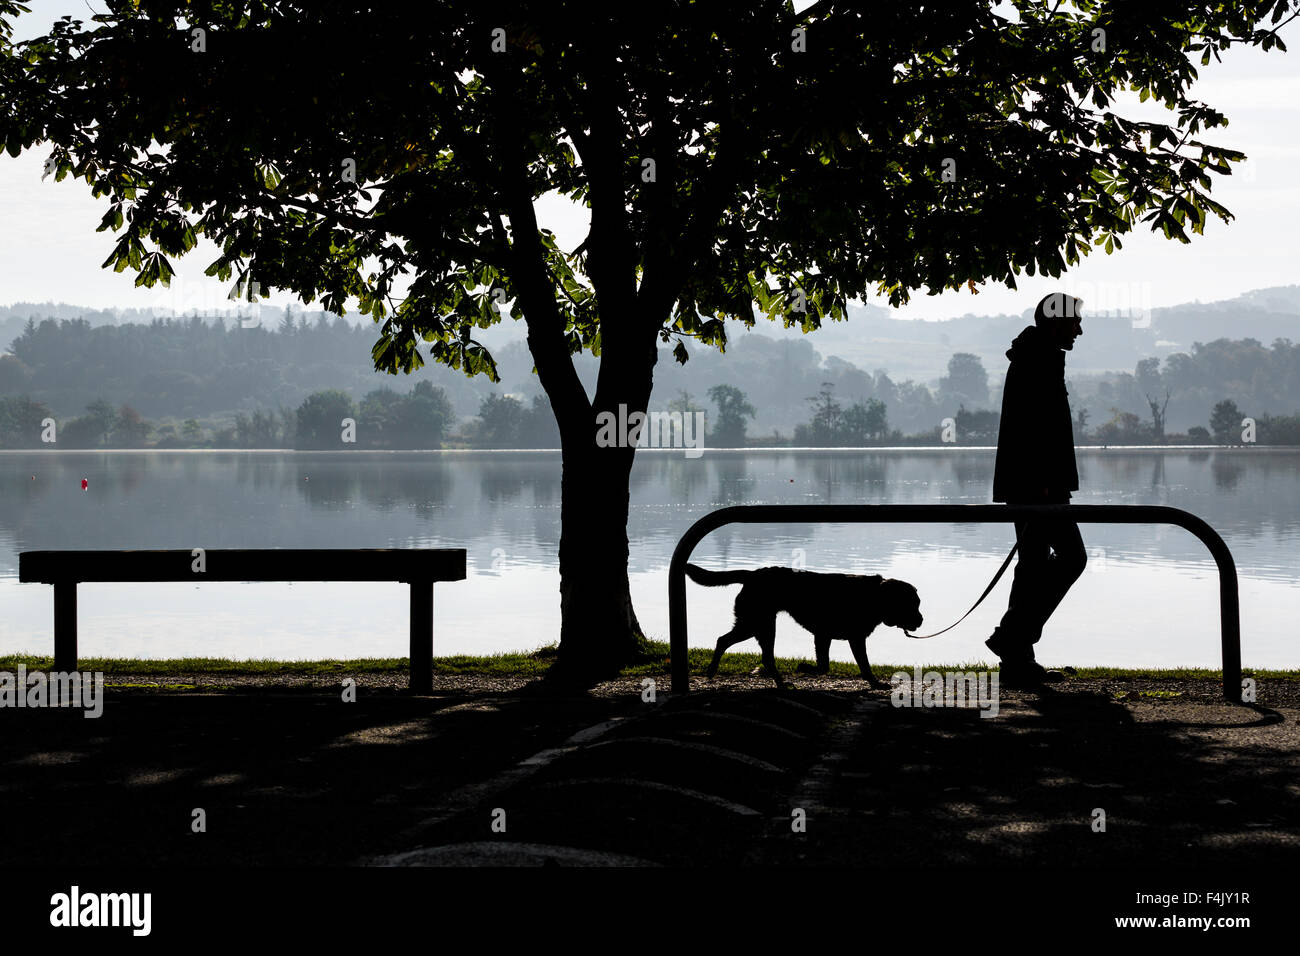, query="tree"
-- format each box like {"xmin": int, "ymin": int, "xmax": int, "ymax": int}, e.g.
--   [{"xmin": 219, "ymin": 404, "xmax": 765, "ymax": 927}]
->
[
  {"xmin": 277, "ymin": 406, "xmax": 297, "ymax": 447},
  {"xmin": 0, "ymin": 353, "xmax": 31, "ymax": 393},
  {"xmin": 403, "ymin": 381, "xmax": 455, "ymax": 448},
  {"xmin": 83, "ymin": 399, "xmax": 117, "ymax": 447},
  {"xmin": 840, "ymin": 398, "xmax": 889, "ymax": 445},
  {"xmin": 278, "ymin": 306, "xmax": 296, "ymax": 336},
  {"xmin": 1145, "ymin": 388, "xmax": 1171, "ymax": 442},
  {"xmin": 358, "ymin": 387, "xmax": 405, "ymax": 446},
  {"xmin": 0, "ymin": 395, "xmax": 50, "ymax": 448},
  {"xmin": 5, "ymin": 3, "xmax": 1289, "ymax": 684},
  {"xmin": 862, "ymin": 399, "xmax": 889, "ymax": 442},
  {"xmin": 181, "ymin": 418, "xmax": 204, "ymax": 443},
  {"xmin": 355, "ymin": 384, "xmax": 451, "ymax": 448},
  {"xmin": 805, "ymin": 382, "xmax": 843, "ymax": 446},
  {"xmin": 477, "ymin": 393, "xmax": 526, "ymax": 448},
  {"xmin": 1210, "ymin": 399, "xmax": 1244, "ymax": 443},
  {"xmin": 1096, "ymin": 408, "xmax": 1151, "ymax": 444},
  {"xmin": 114, "ymin": 404, "xmax": 151, "ymax": 447},
  {"xmin": 706, "ymin": 384, "xmax": 756, "ymax": 447},
  {"xmin": 234, "ymin": 408, "xmax": 280, "ymax": 447},
  {"xmin": 514, "ymin": 393, "xmax": 561, "ymax": 448},
  {"xmin": 295, "ymin": 390, "xmax": 356, "ymax": 449},
  {"xmin": 1135, "ymin": 356, "xmax": 1163, "ymax": 396},
  {"xmin": 892, "ymin": 379, "xmax": 939, "ymax": 435},
  {"xmin": 939, "ymin": 353, "xmax": 990, "ymax": 409},
  {"xmin": 955, "ymin": 404, "xmax": 1000, "ymax": 444},
  {"xmin": 1256, "ymin": 413, "xmax": 1300, "ymax": 444},
  {"xmin": 666, "ymin": 389, "xmax": 703, "ymax": 418}
]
